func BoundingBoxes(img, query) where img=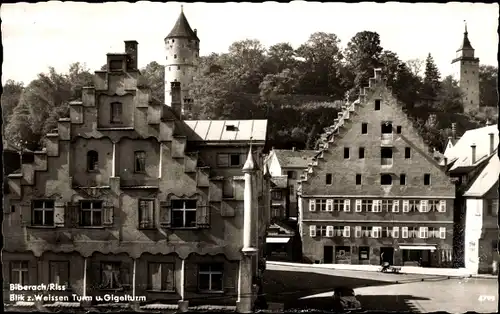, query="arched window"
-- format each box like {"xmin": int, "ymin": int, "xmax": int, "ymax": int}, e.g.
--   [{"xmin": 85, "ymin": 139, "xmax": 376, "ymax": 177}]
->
[
  {"xmin": 87, "ymin": 150, "xmax": 99, "ymax": 172},
  {"xmin": 110, "ymin": 102, "xmax": 122, "ymax": 124},
  {"xmin": 380, "ymin": 174, "xmax": 392, "ymax": 185},
  {"xmin": 134, "ymin": 151, "xmax": 146, "ymax": 173}
]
